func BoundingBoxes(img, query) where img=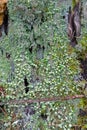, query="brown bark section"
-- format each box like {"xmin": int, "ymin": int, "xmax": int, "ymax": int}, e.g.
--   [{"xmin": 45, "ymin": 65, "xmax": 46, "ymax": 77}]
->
[
  {"xmin": 68, "ymin": 2, "xmax": 81, "ymax": 47},
  {"xmin": 0, "ymin": 0, "xmax": 8, "ymax": 36}
]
